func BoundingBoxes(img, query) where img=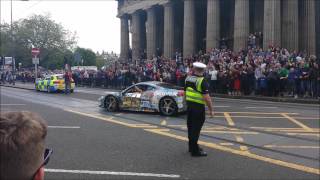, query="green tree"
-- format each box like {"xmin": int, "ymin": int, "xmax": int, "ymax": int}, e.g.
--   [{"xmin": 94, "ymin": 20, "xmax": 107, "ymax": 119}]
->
[
  {"xmin": 0, "ymin": 14, "xmax": 77, "ymax": 69},
  {"xmin": 95, "ymin": 55, "xmax": 106, "ymax": 69},
  {"xmin": 74, "ymin": 47, "xmax": 96, "ymax": 66},
  {"xmin": 0, "ymin": 23, "xmax": 12, "ymax": 57}
]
